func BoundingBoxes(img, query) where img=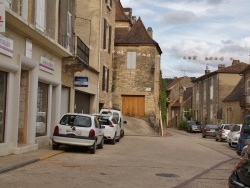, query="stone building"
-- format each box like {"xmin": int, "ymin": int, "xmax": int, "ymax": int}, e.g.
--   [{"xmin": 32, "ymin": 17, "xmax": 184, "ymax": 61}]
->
[
  {"xmin": 166, "ymin": 77, "xmax": 193, "ymax": 127},
  {"xmin": 113, "ymin": 0, "xmax": 162, "ymax": 132},
  {"xmin": 192, "ymin": 60, "xmax": 248, "ymax": 126},
  {"xmin": 222, "ymin": 78, "xmax": 244, "ymax": 124}
]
